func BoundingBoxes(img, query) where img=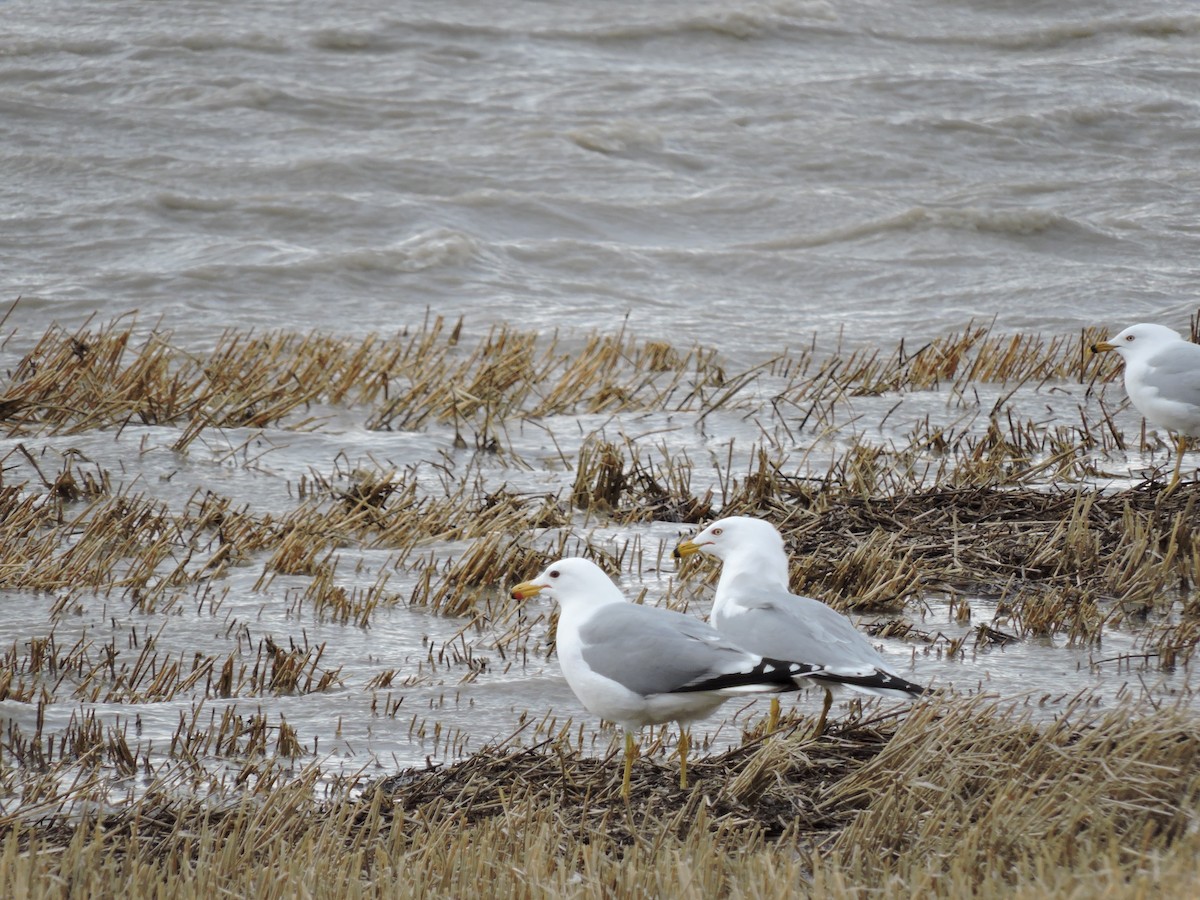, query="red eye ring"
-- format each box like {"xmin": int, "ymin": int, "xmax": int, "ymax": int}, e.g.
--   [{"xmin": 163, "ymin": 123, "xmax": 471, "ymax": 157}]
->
[
  {"xmin": 712, "ymin": 528, "xmax": 723, "ymax": 535},
  {"xmin": 549, "ymin": 570, "xmax": 560, "ymax": 578}
]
